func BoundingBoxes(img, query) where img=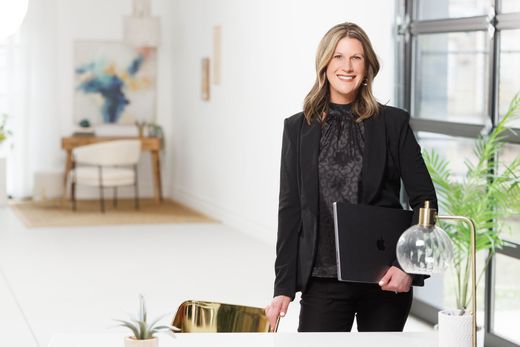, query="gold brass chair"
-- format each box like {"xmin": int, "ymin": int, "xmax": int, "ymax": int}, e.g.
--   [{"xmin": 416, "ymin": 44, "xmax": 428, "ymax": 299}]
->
[{"xmin": 171, "ymin": 300, "xmax": 278, "ymax": 333}]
